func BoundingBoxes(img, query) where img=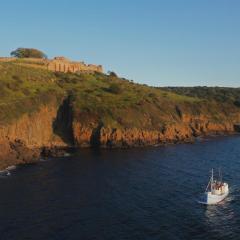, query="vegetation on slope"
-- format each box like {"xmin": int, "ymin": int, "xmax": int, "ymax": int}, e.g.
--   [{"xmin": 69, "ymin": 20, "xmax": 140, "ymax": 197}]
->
[
  {"xmin": 163, "ymin": 87, "xmax": 240, "ymax": 107},
  {"xmin": 0, "ymin": 62, "xmax": 63, "ymax": 123},
  {"xmin": 0, "ymin": 61, "xmax": 239, "ymax": 130},
  {"xmin": 54, "ymin": 71, "xmax": 203, "ymax": 129}
]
